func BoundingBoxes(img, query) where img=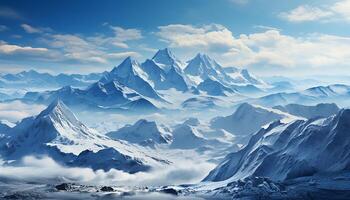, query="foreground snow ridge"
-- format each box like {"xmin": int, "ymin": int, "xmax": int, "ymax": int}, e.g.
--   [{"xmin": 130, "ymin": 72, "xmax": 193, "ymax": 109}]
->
[{"xmin": 204, "ymin": 108, "xmax": 350, "ymax": 182}]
